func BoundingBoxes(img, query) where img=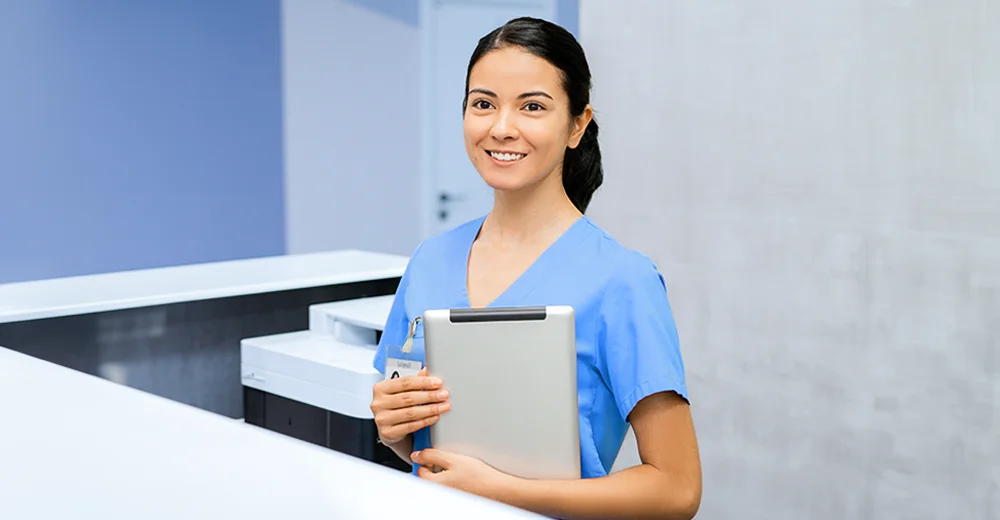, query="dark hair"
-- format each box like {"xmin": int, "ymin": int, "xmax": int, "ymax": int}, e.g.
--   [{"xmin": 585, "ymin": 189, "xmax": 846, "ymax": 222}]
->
[{"xmin": 463, "ymin": 17, "xmax": 603, "ymax": 214}]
